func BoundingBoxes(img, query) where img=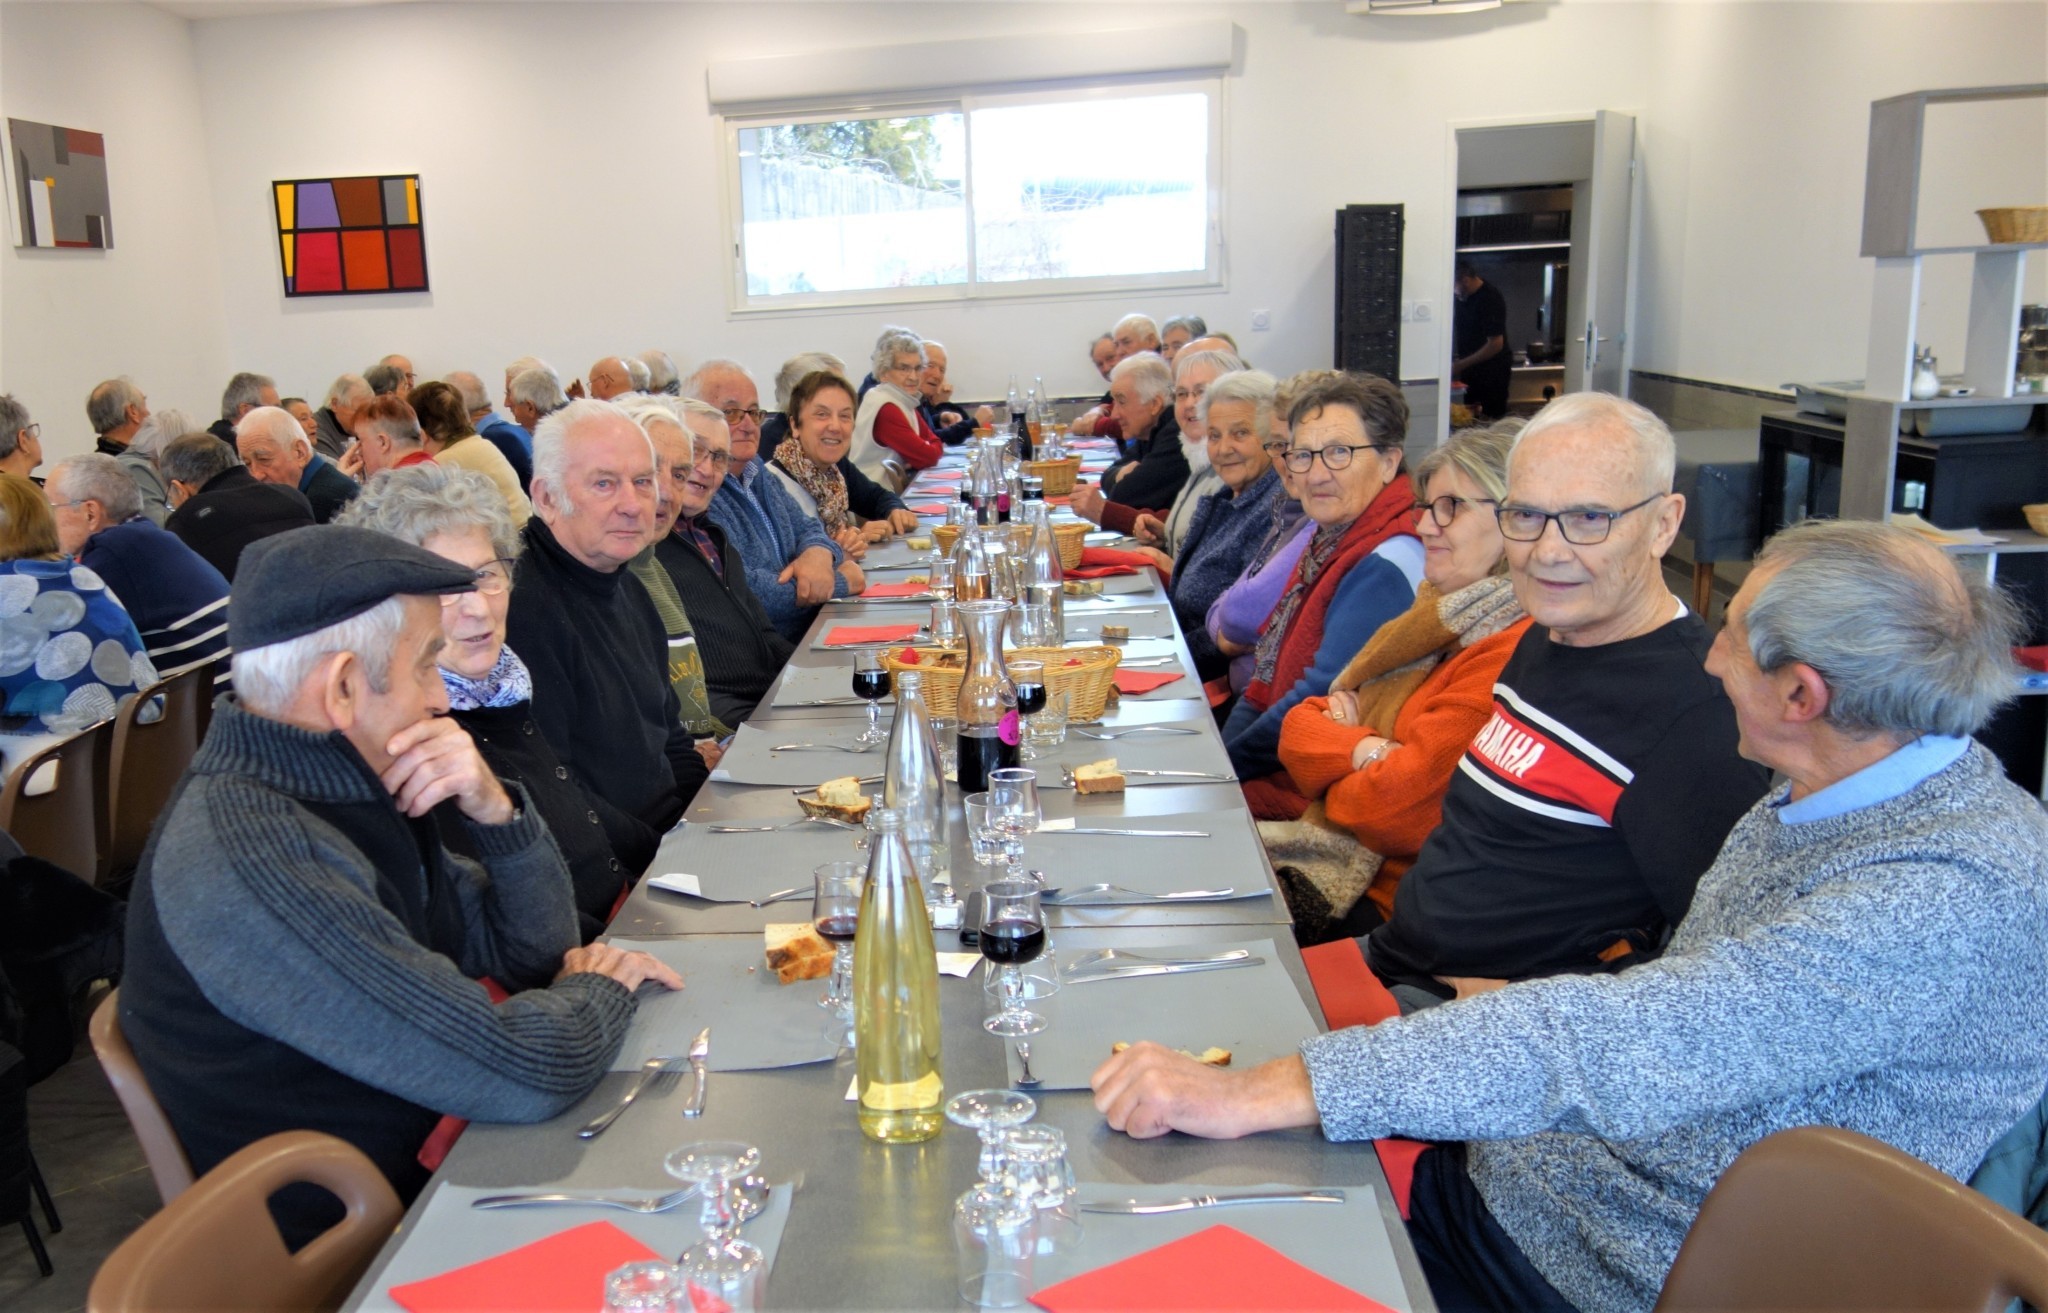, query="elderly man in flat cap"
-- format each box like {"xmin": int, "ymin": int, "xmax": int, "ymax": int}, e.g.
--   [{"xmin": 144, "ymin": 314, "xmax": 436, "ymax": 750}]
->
[{"xmin": 120, "ymin": 524, "xmax": 682, "ymax": 1246}]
